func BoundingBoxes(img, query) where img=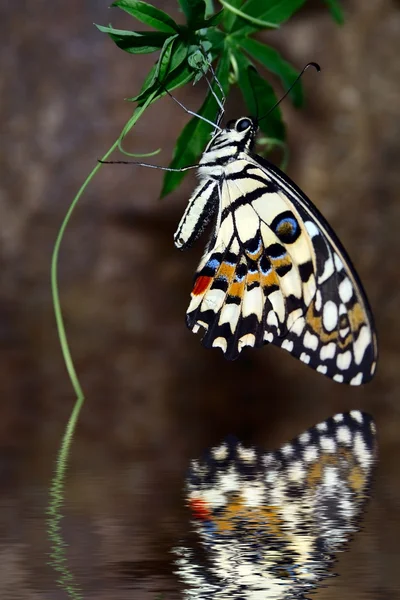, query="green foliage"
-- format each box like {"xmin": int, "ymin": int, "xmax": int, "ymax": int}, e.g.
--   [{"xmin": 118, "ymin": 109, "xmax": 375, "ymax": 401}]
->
[
  {"xmin": 323, "ymin": 0, "xmax": 344, "ymax": 25},
  {"xmin": 97, "ymin": 0, "xmax": 343, "ymax": 195}
]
